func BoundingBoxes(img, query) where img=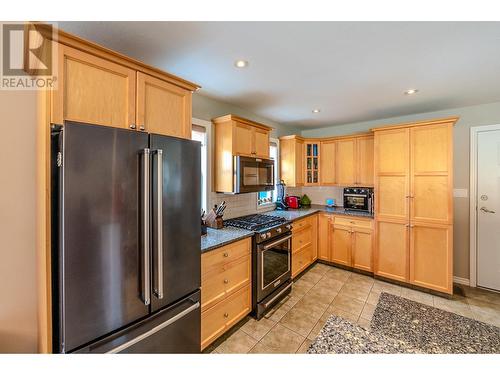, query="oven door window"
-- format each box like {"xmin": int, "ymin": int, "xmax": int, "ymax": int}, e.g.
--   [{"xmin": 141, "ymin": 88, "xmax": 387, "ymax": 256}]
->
[
  {"xmin": 261, "ymin": 239, "xmax": 290, "ymax": 288},
  {"xmin": 345, "ymin": 195, "xmax": 367, "ymax": 210}
]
